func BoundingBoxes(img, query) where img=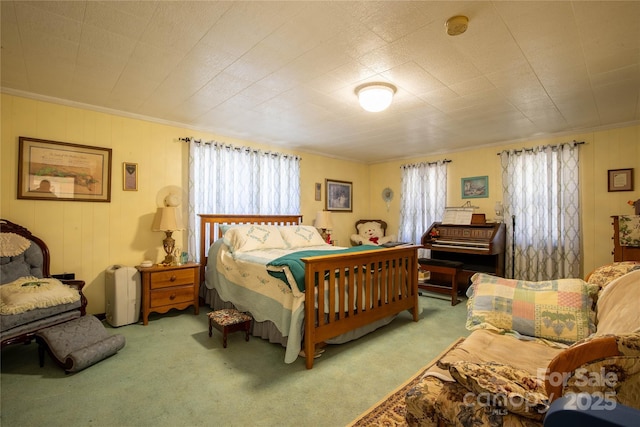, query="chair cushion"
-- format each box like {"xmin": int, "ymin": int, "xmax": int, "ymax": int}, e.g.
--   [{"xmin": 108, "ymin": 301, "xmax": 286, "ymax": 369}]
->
[{"xmin": 1, "ymin": 277, "xmax": 80, "ymax": 315}]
